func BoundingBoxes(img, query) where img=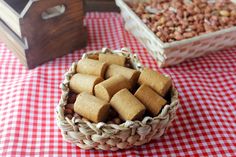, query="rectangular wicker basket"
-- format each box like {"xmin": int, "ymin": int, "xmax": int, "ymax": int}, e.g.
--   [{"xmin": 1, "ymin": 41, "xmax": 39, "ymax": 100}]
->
[{"xmin": 116, "ymin": 0, "xmax": 236, "ymax": 67}]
